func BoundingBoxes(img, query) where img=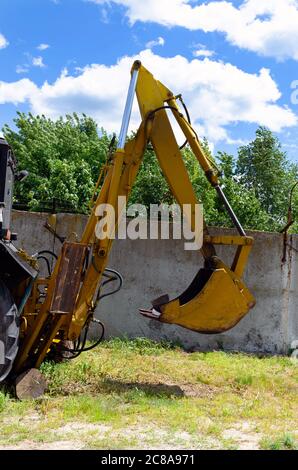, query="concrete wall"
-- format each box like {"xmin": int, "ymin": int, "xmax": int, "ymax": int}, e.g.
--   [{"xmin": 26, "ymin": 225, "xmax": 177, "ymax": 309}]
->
[{"xmin": 12, "ymin": 210, "xmax": 298, "ymax": 355}]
